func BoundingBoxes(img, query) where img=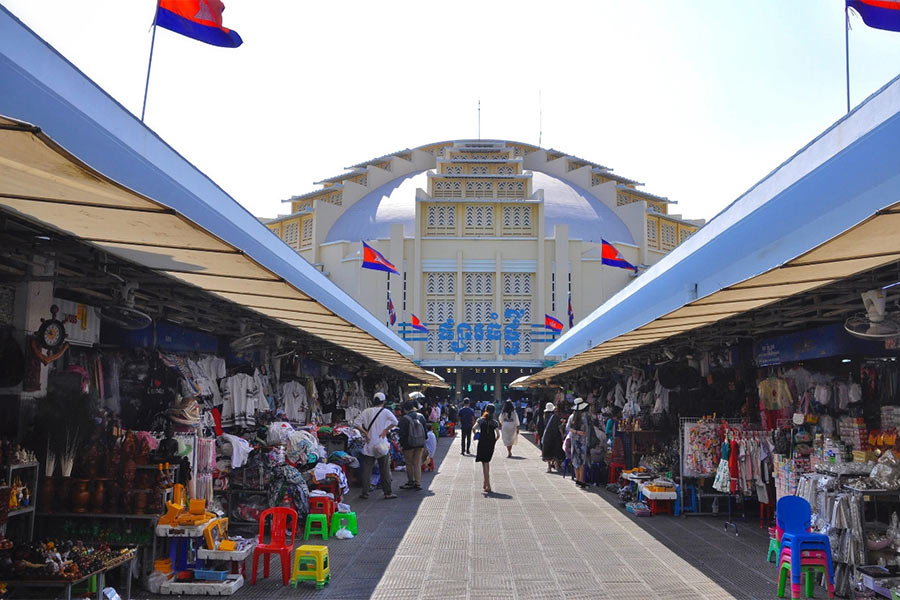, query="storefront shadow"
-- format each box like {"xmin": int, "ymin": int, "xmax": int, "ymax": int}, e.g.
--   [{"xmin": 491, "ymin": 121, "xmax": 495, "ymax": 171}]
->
[{"xmin": 311, "ymin": 435, "xmax": 457, "ymax": 598}]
